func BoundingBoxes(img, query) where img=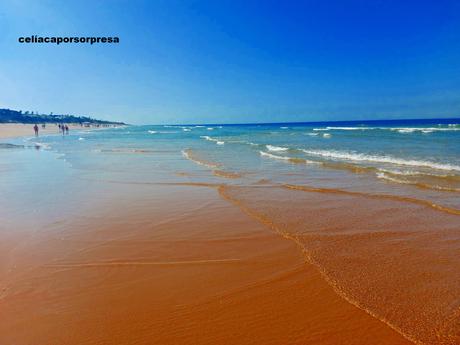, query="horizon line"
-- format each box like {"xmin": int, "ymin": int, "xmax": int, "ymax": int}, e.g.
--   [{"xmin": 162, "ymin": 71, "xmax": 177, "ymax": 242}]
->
[{"xmin": 140, "ymin": 116, "xmax": 460, "ymax": 127}]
